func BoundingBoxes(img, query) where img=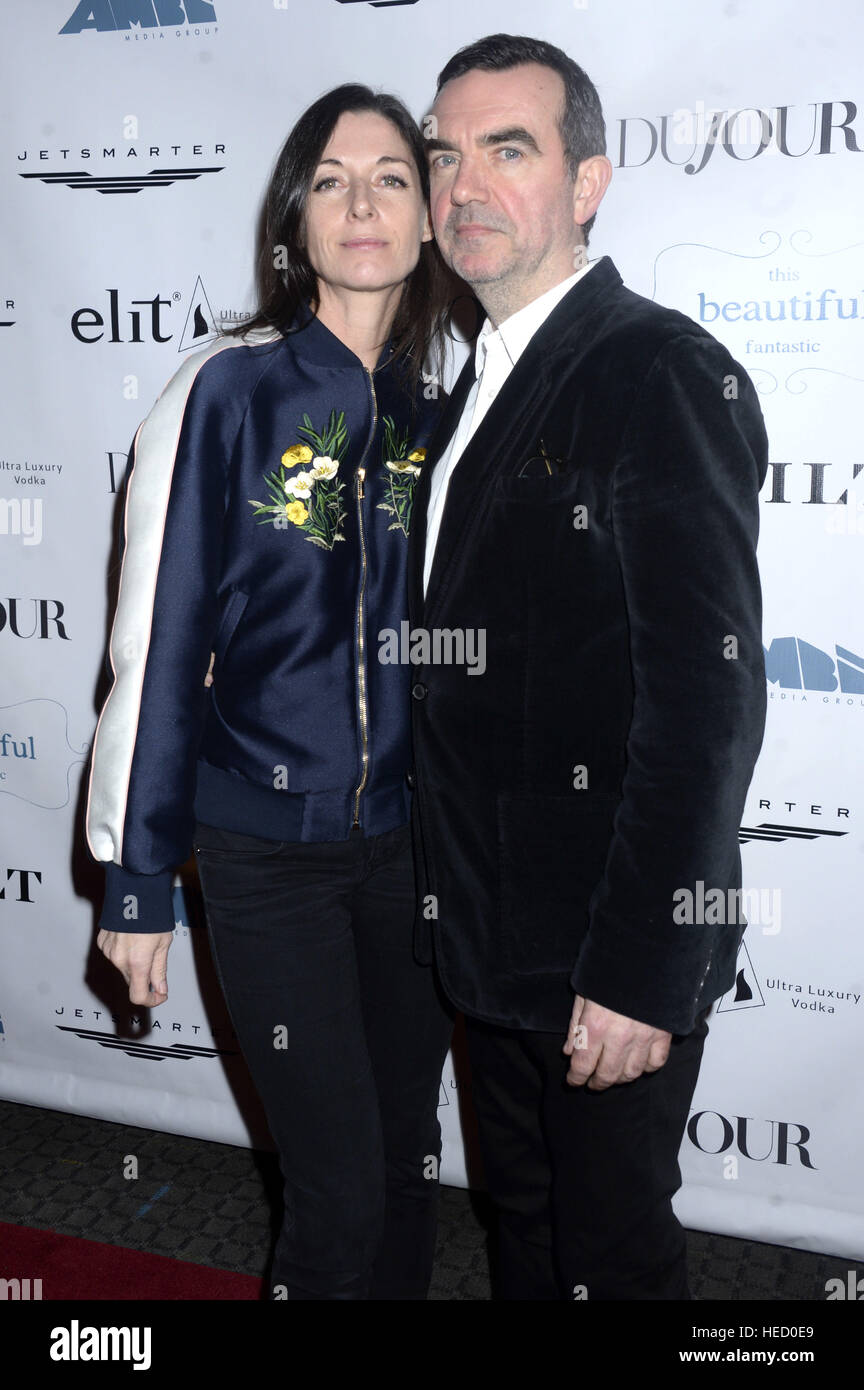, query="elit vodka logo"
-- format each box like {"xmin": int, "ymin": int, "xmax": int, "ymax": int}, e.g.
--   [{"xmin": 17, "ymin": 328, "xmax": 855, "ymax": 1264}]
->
[
  {"xmin": 716, "ymin": 941, "xmax": 765, "ymax": 1013},
  {"xmin": 69, "ymin": 277, "xmax": 224, "ymax": 350}
]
